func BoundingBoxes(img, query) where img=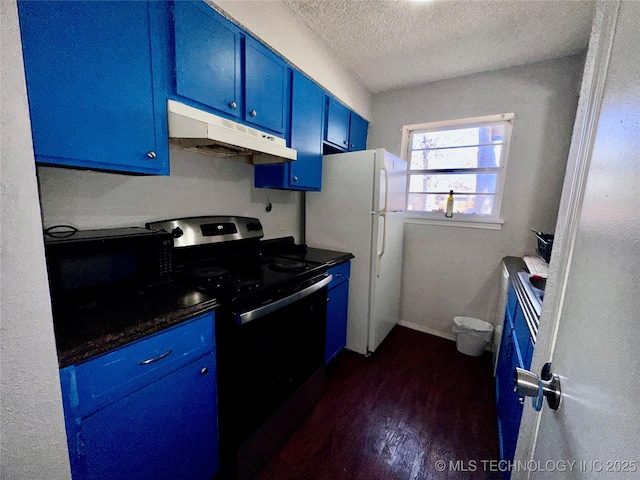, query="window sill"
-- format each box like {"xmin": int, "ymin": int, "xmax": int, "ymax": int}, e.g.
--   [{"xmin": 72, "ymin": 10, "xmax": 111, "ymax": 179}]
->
[{"xmin": 404, "ymin": 214, "xmax": 504, "ymax": 230}]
